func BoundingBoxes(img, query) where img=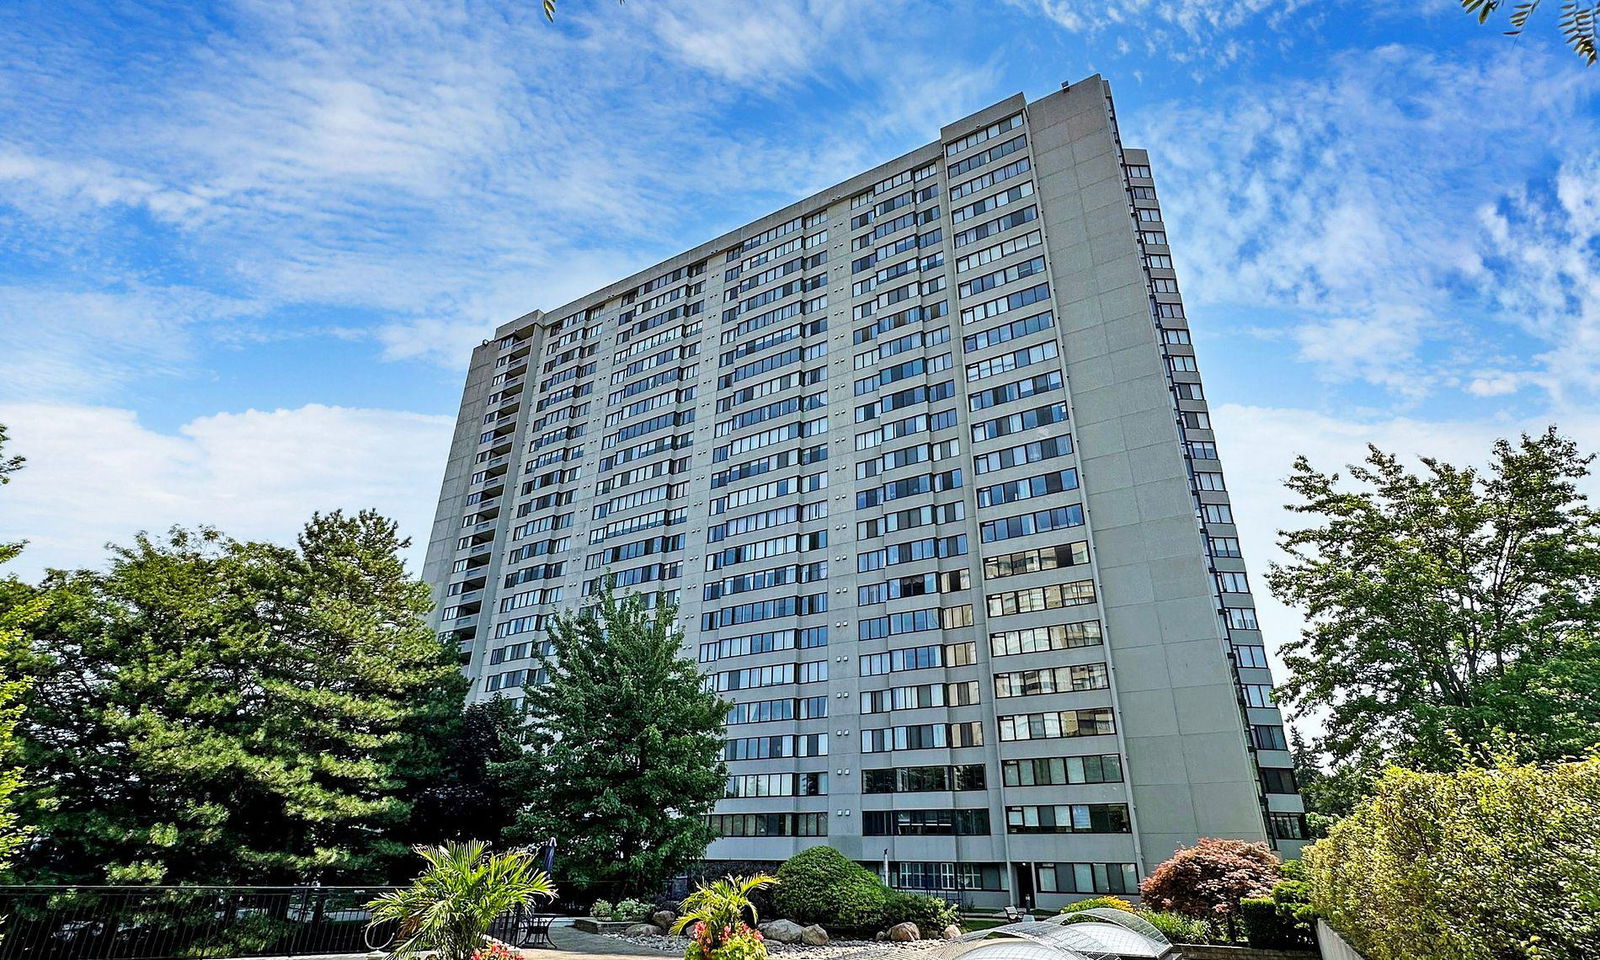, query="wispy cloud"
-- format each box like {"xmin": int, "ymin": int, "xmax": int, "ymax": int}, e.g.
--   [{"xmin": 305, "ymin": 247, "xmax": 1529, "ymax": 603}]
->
[
  {"xmin": 0, "ymin": 285, "xmax": 266, "ymax": 402},
  {"xmin": 1471, "ymin": 154, "xmax": 1600, "ymax": 405},
  {"xmin": 1006, "ymin": 0, "xmax": 1320, "ymax": 68},
  {"xmin": 0, "ymin": 0, "xmax": 1013, "ymax": 379},
  {"xmin": 1128, "ymin": 43, "xmax": 1600, "ymax": 401}
]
